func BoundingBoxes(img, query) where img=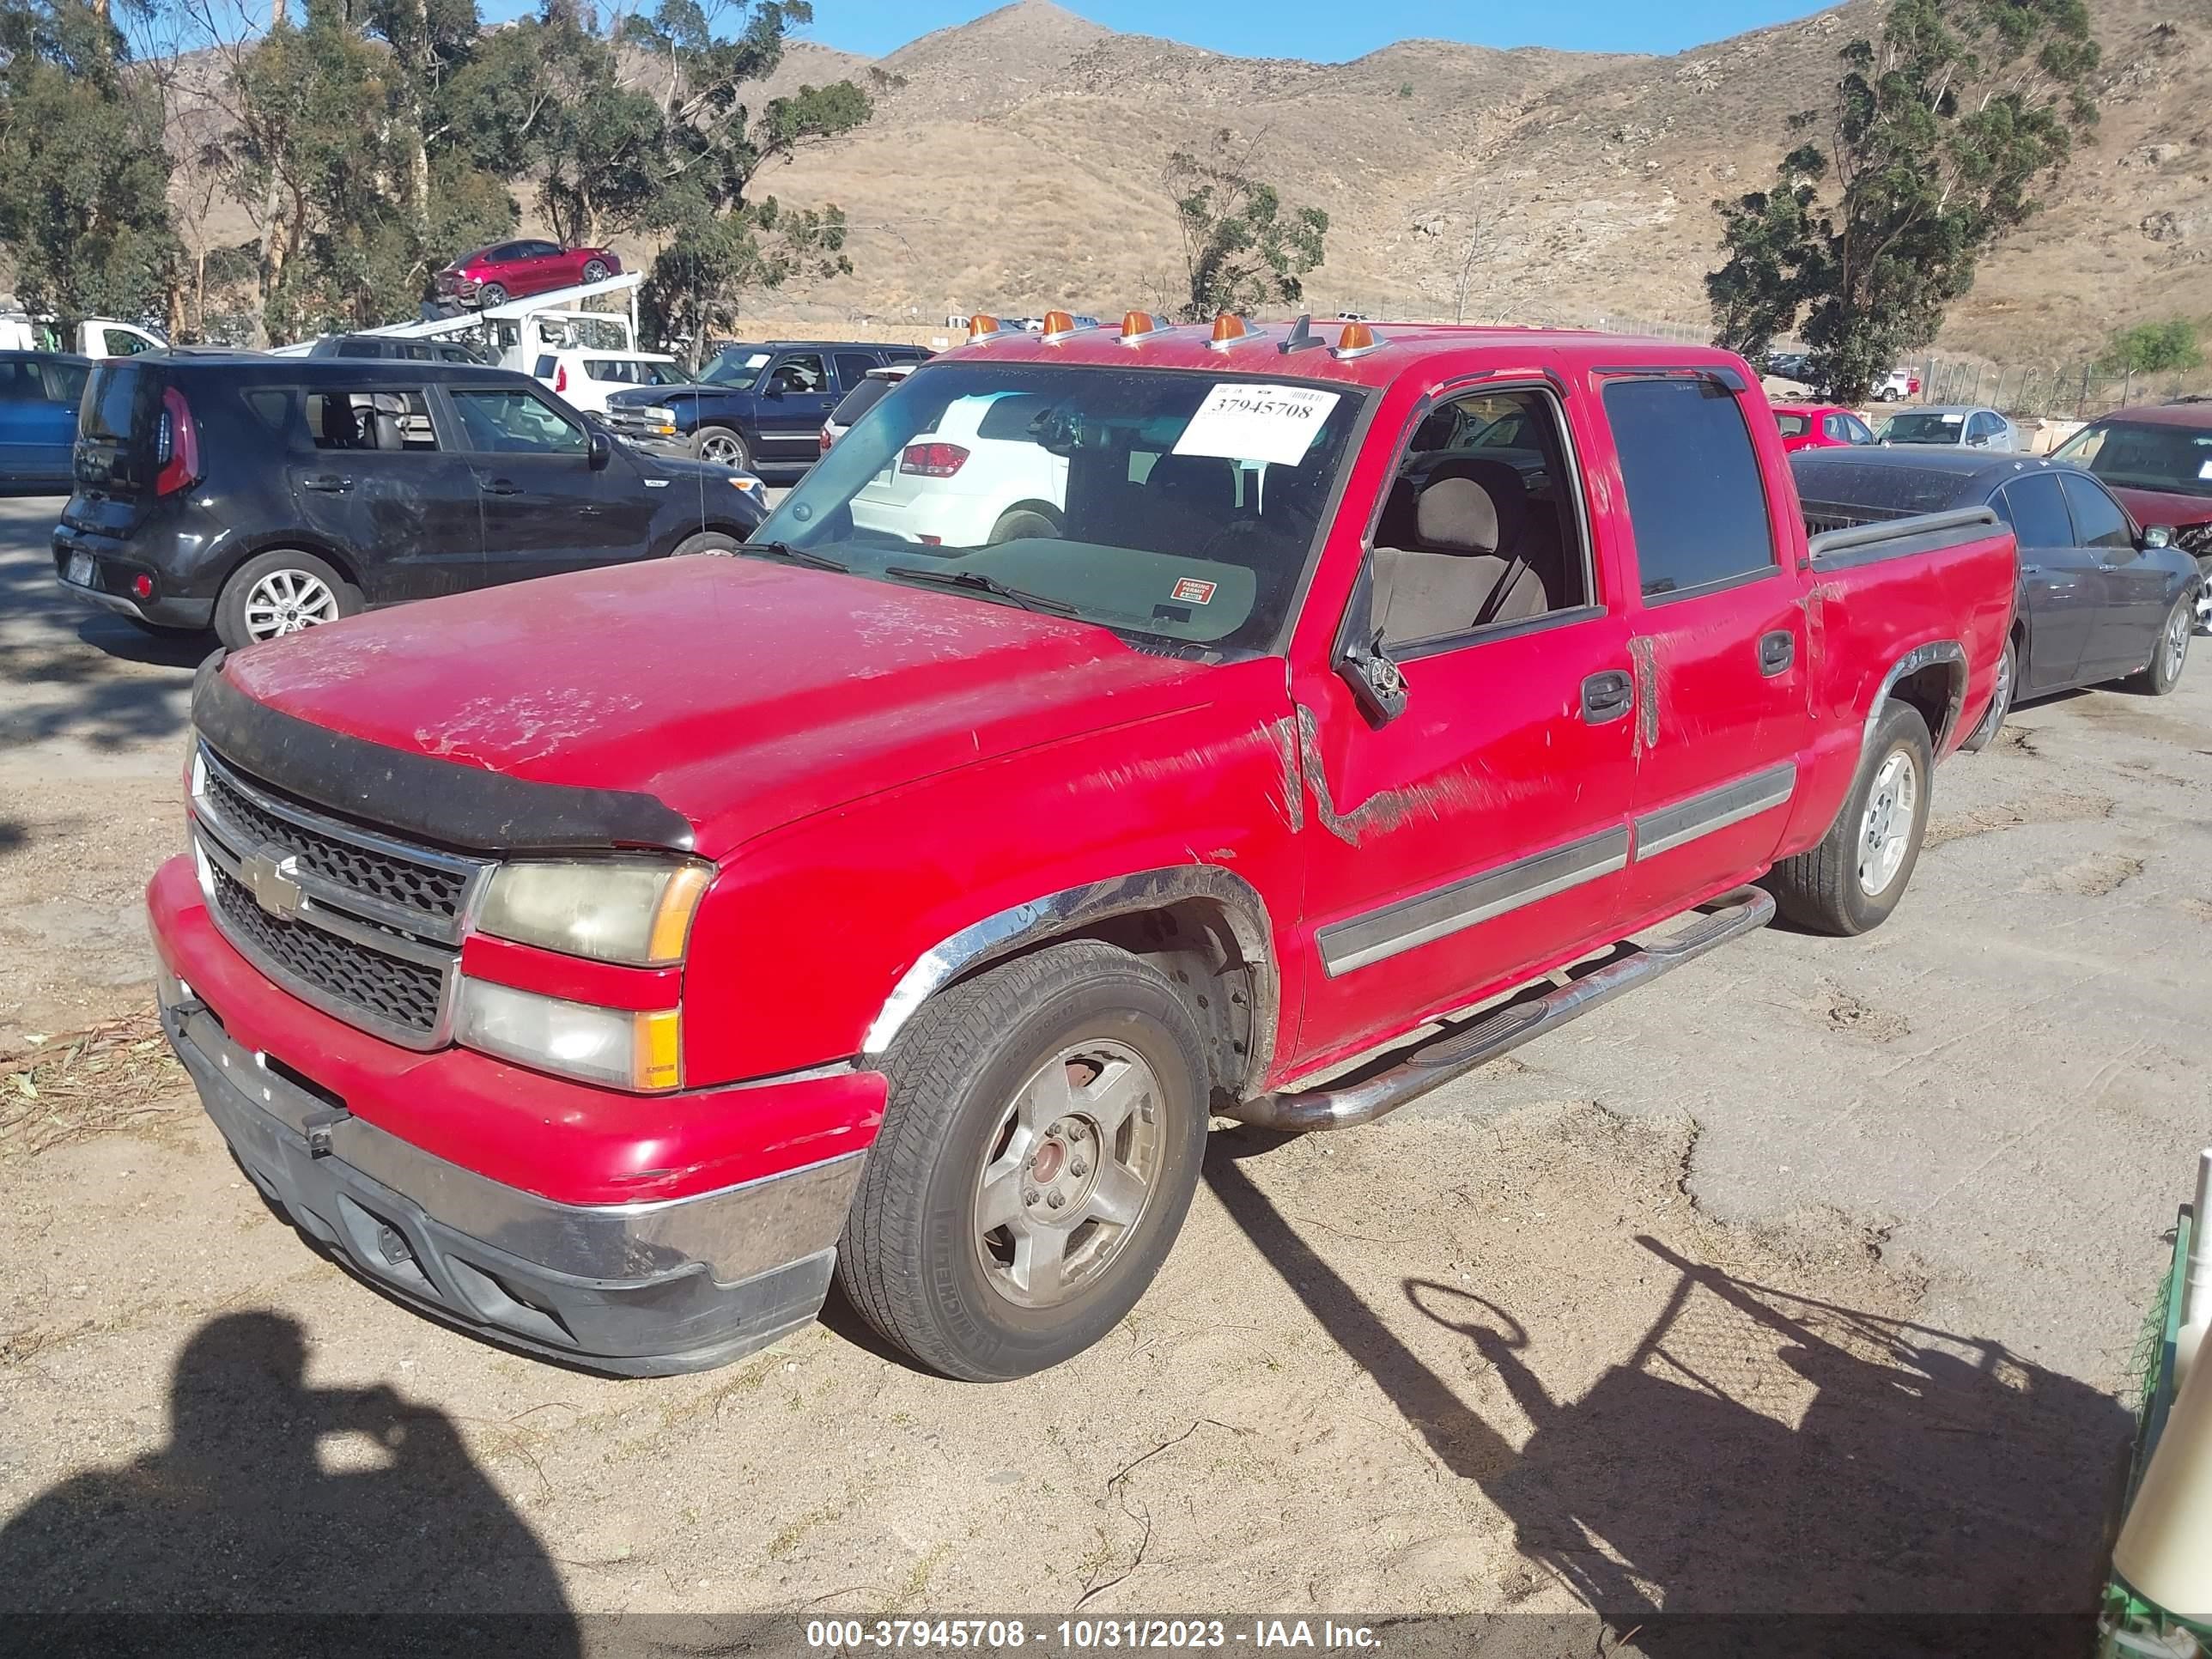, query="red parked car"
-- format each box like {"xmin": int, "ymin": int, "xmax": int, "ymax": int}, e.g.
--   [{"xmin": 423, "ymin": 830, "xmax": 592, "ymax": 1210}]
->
[
  {"xmin": 2049, "ymin": 399, "xmax": 2212, "ymax": 626},
  {"xmin": 1775, "ymin": 403, "xmax": 1877, "ymax": 454},
  {"xmin": 434, "ymin": 239, "xmax": 621, "ymax": 308},
  {"xmin": 149, "ymin": 313, "xmax": 2015, "ymax": 1382}
]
